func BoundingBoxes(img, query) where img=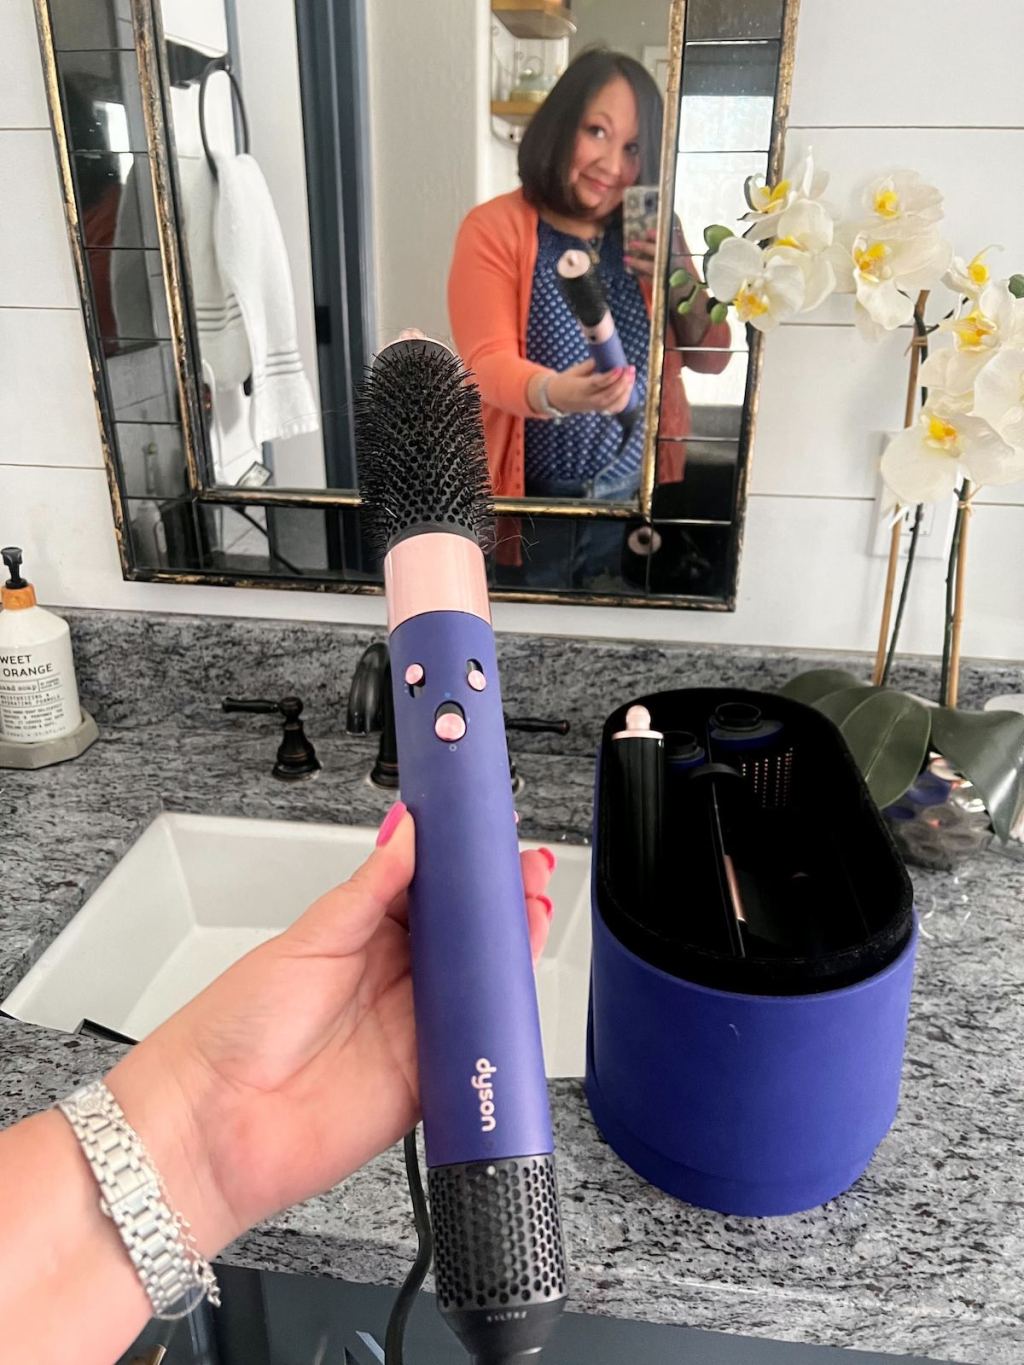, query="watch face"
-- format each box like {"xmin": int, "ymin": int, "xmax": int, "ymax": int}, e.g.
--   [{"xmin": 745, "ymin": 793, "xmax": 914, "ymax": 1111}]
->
[{"xmin": 75, "ymin": 1091, "xmax": 104, "ymax": 1118}]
